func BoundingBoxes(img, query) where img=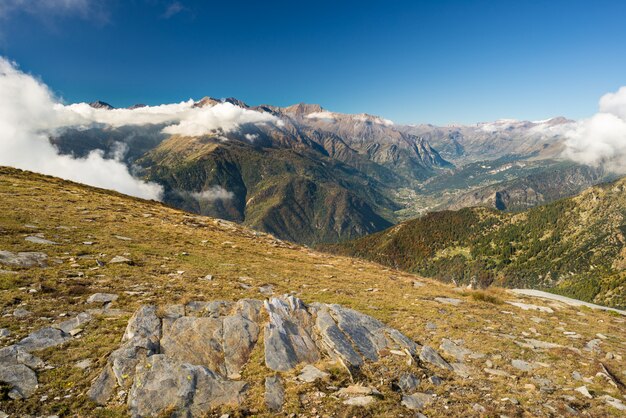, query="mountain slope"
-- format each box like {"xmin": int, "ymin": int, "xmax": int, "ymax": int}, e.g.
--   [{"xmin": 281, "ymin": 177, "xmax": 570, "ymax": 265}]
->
[
  {"xmin": 1, "ymin": 167, "xmax": 625, "ymax": 417},
  {"xmin": 327, "ymin": 177, "xmax": 626, "ymax": 308}
]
